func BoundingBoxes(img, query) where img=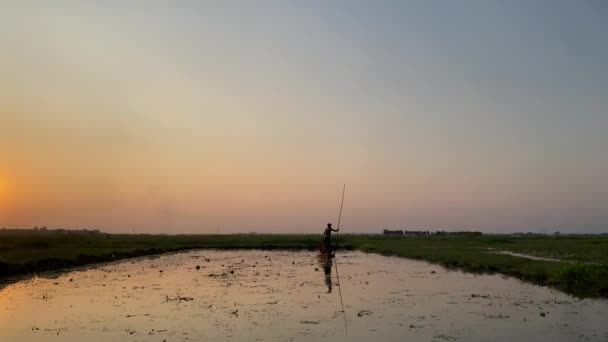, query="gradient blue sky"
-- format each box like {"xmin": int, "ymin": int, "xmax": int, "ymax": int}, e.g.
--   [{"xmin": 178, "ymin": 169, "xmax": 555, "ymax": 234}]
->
[{"xmin": 1, "ymin": 1, "xmax": 607, "ymax": 233}]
